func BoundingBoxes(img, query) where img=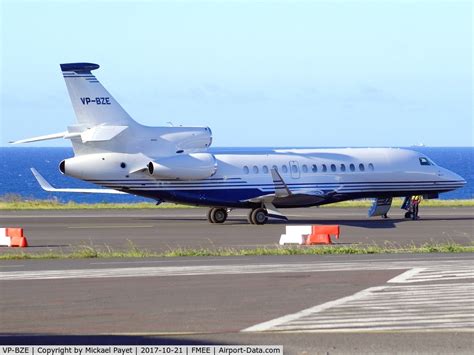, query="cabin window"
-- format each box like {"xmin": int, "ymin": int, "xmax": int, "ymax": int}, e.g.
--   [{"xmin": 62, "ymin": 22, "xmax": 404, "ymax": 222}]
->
[
  {"xmin": 272, "ymin": 165, "xmax": 278, "ymax": 172},
  {"xmin": 120, "ymin": 162, "xmax": 127, "ymax": 169},
  {"xmin": 282, "ymin": 165, "xmax": 288, "ymax": 173},
  {"xmin": 311, "ymin": 164, "xmax": 318, "ymax": 172},
  {"xmin": 262, "ymin": 165, "xmax": 269, "ymax": 174},
  {"xmin": 322, "ymin": 164, "xmax": 327, "ymax": 172},
  {"xmin": 368, "ymin": 163, "xmax": 374, "ymax": 171},
  {"xmin": 419, "ymin": 157, "xmax": 431, "ymax": 166},
  {"xmin": 359, "ymin": 163, "xmax": 365, "ymax": 172},
  {"xmin": 302, "ymin": 164, "xmax": 308, "ymax": 173},
  {"xmin": 330, "ymin": 164, "xmax": 337, "ymax": 172},
  {"xmin": 349, "ymin": 163, "xmax": 355, "ymax": 172},
  {"xmin": 243, "ymin": 166, "xmax": 249, "ymax": 174},
  {"xmin": 253, "ymin": 165, "xmax": 259, "ymax": 174},
  {"xmin": 340, "ymin": 164, "xmax": 346, "ymax": 172},
  {"xmin": 291, "ymin": 164, "xmax": 298, "ymax": 173}
]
